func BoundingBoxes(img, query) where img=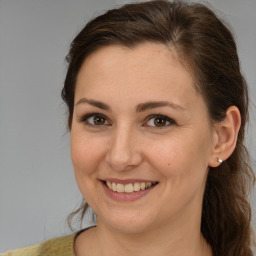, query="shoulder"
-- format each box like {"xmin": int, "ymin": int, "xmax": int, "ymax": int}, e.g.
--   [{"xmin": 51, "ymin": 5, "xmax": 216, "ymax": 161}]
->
[{"xmin": 1, "ymin": 233, "xmax": 76, "ymax": 256}]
